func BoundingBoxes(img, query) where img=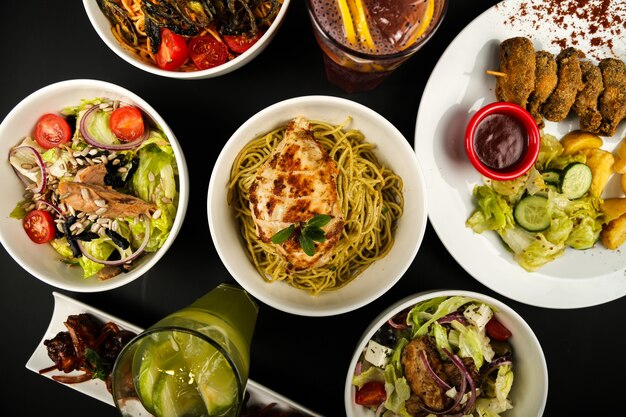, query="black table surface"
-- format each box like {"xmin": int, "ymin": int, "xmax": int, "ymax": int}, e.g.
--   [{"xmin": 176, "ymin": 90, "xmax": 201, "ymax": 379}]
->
[{"xmin": 2, "ymin": 1, "xmax": 624, "ymax": 416}]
